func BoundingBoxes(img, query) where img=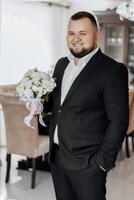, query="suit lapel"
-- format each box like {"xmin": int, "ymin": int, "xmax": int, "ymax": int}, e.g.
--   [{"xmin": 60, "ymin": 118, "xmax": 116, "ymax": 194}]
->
[
  {"xmin": 61, "ymin": 49, "xmax": 104, "ymax": 107},
  {"xmin": 54, "ymin": 58, "xmax": 69, "ymax": 107},
  {"xmin": 57, "ymin": 58, "xmax": 70, "ymax": 97}
]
